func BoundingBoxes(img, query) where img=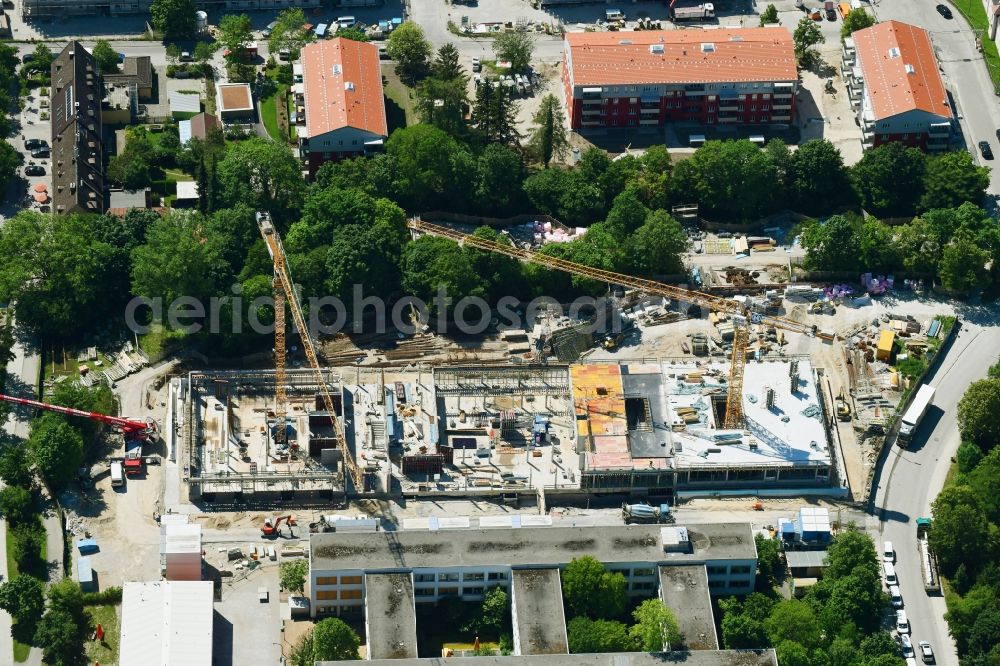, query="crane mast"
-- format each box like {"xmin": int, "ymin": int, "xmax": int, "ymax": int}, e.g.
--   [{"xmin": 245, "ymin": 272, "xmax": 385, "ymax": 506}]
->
[
  {"xmin": 256, "ymin": 212, "xmax": 364, "ymax": 493},
  {"xmin": 407, "ymin": 218, "xmax": 833, "ymax": 428}
]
